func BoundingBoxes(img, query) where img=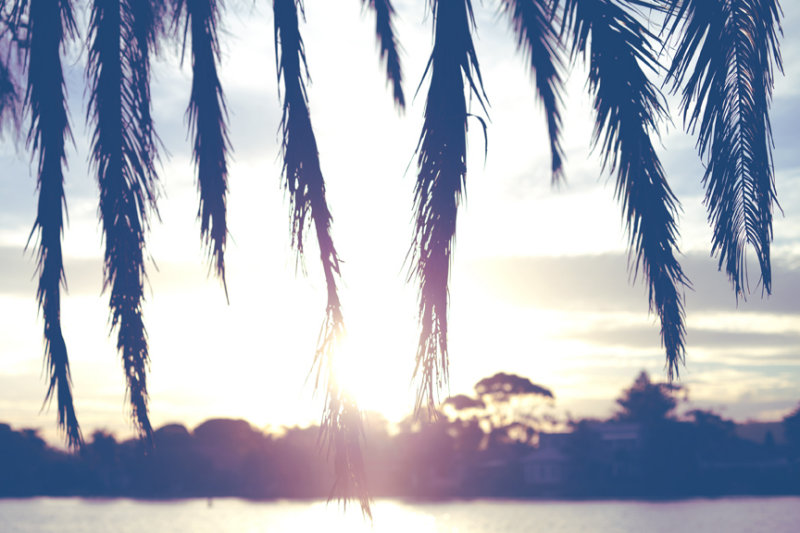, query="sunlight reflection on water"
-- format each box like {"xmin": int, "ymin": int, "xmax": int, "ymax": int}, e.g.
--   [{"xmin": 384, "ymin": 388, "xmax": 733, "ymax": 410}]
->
[{"xmin": 2, "ymin": 497, "xmax": 800, "ymax": 533}]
